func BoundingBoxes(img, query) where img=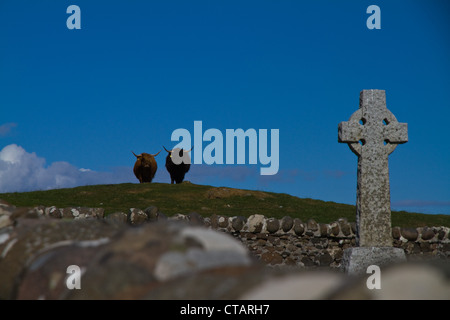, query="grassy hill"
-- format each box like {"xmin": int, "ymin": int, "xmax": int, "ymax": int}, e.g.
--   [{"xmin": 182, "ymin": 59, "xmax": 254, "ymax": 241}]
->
[{"xmin": 1, "ymin": 182, "xmax": 449, "ymax": 228}]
